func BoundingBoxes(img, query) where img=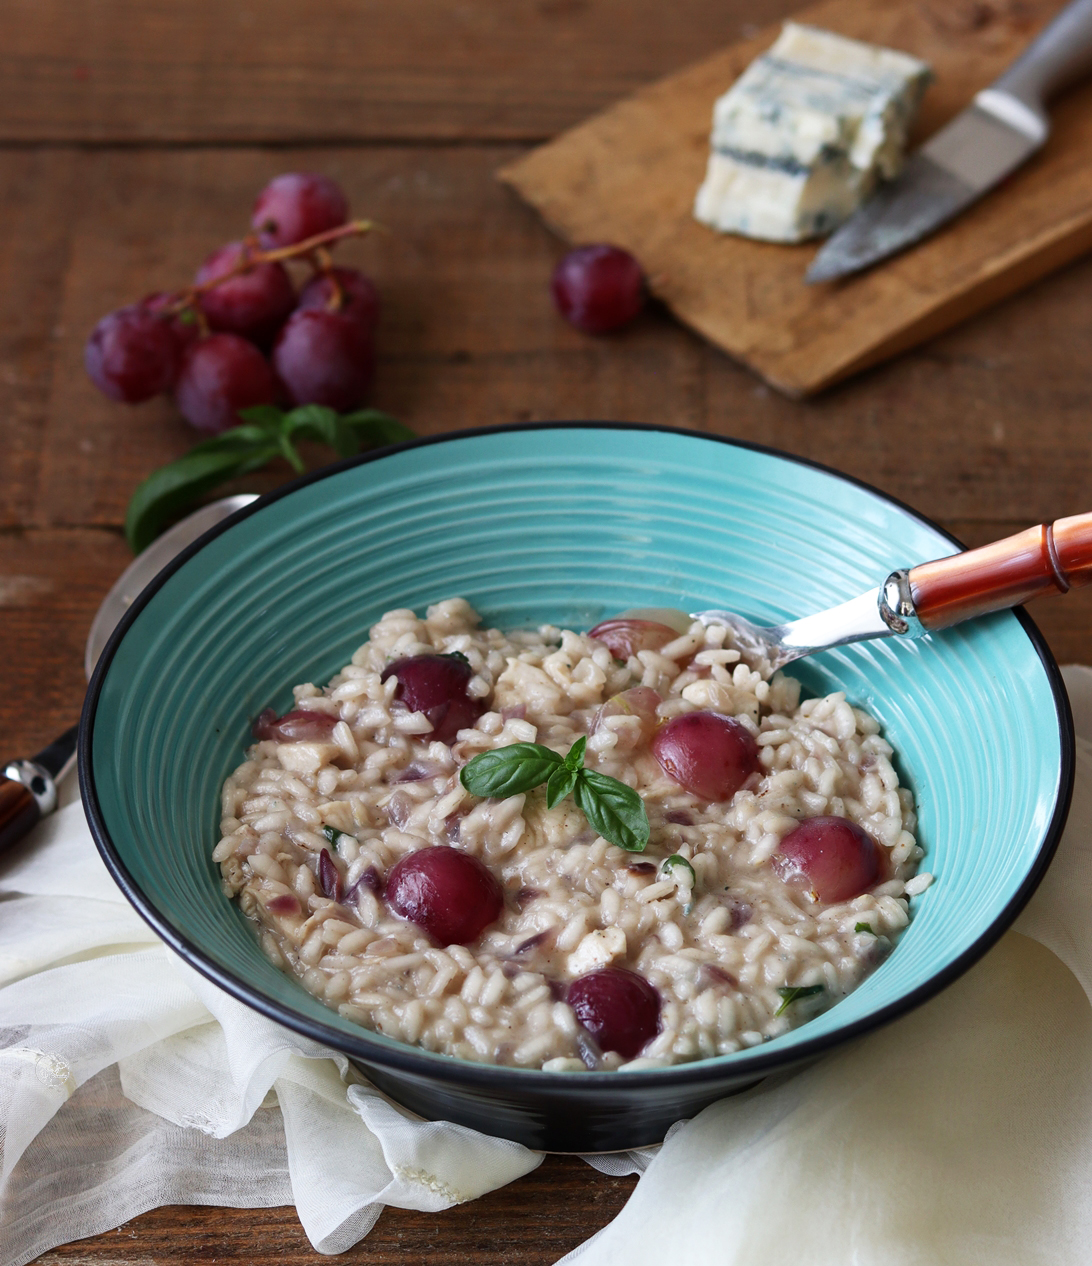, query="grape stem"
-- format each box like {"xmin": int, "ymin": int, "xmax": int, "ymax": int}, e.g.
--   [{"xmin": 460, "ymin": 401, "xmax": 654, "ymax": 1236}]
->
[
  {"xmin": 159, "ymin": 219, "xmax": 378, "ymax": 318},
  {"xmin": 309, "ymin": 245, "xmax": 346, "ymax": 313}
]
